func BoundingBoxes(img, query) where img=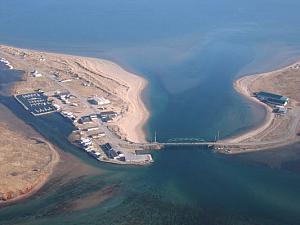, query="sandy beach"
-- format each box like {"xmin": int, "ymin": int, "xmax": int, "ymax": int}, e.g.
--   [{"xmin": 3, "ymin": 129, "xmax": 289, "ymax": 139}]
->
[
  {"xmin": 75, "ymin": 57, "xmax": 150, "ymax": 143},
  {"xmin": 0, "ymin": 44, "xmax": 150, "ymax": 143},
  {"xmin": 0, "ymin": 44, "xmax": 151, "ymax": 203},
  {"xmin": 226, "ymin": 75, "xmax": 275, "ymax": 143},
  {"xmin": 223, "ymin": 62, "xmax": 300, "ymax": 153},
  {"xmin": 2, "ymin": 42, "xmax": 300, "ymax": 203}
]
